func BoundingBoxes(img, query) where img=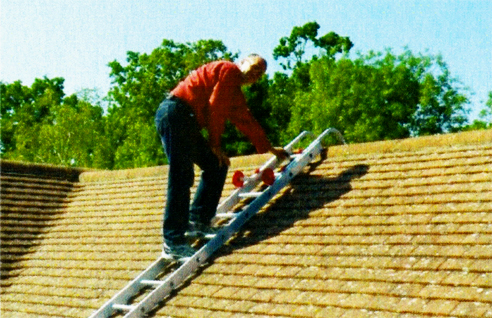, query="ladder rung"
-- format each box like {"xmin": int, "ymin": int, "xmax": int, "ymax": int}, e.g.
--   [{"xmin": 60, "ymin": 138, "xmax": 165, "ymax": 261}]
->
[
  {"xmin": 185, "ymin": 232, "xmax": 217, "ymax": 240},
  {"xmin": 141, "ymin": 279, "xmax": 163, "ymax": 287},
  {"xmin": 239, "ymin": 192, "xmax": 263, "ymax": 198},
  {"xmin": 216, "ymin": 213, "xmax": 236, "ymax": 218},
  {"xmin": 160, "ymin": 255, "xmax": 191, "ymax": 263},
  {"xmin": 113, "ymin": 304, "xmax": 136, "ymax": 311},
  {"xmin": 204, "ymin": 233, "xmax": 216, "ymax": 240}
]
